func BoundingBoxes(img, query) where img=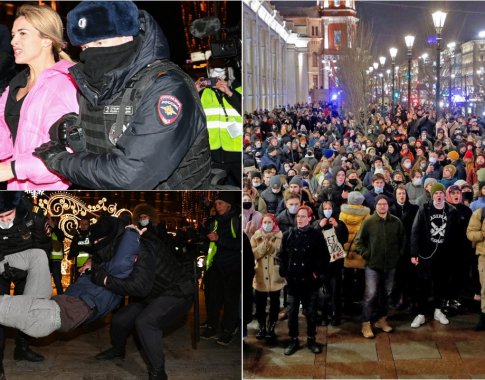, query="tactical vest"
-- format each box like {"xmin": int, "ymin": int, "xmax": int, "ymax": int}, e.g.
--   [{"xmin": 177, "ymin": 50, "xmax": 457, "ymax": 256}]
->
[
  {"xmin": 0, "ymin": 215, "xmax": 34, "ymax": 258},
  {"xmin": 76, "ymin": 236, "xmax": 91, "ymax": 267},
  {"xmin": 200, "ymin": 86, "xmax": 242, "ymax": 152},
  {"xmin": 50, "ymin": 232, "xmax": 63, "ymax": 260},
  {"xmin": 79, "ymin": 60, "xmax": 211, "ymax": 189}
]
